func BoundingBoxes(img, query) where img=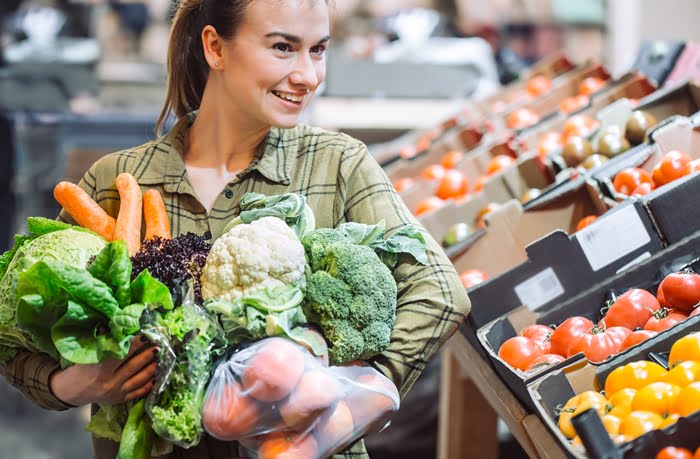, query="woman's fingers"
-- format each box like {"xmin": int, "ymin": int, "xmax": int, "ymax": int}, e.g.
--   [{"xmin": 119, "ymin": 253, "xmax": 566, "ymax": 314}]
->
[
  {"xmin": 123, "ymin": 379, "xmax": 155, "ymax": 403},
  {"xmin": 115, "ymin": 345, "xmax": 158, "ymax": 383},
  {"xmin": 121, "ymin": 360, "xmax": 157, "ymax": 395}
]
